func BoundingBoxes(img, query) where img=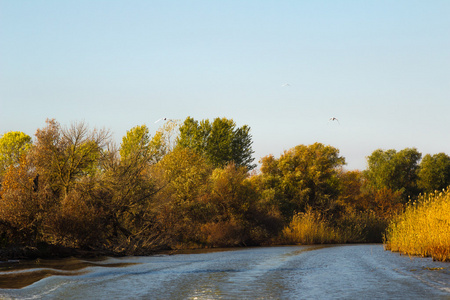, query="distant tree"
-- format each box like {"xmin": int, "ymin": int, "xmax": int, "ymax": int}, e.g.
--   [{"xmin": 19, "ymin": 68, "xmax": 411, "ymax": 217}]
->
[
  {"xmin": 112, "ymin": 124, "xmax": 158, "ymax": 219},
  {"xmin": 0, "ymin": 131, "xmax": 32, "ymax": 179},
  {"xmin": 208, "ymin": 163, "xmax": 257, "ymax": 222},
  {"xmin": 337, "ymin": 170, "xmax": 366, "ymax": 211},
  {"xmin": 149, "ymin": 119, "xmax": 180, "ymax": 163},
  {"xmin": 116, "ymin": 126, "xmax": 157, "ymax": 216},
  {"xmin": 151, "ymin": 147, "xmax": 214, "ymax": 246},
  {"xmin": 366, "ymin": 187, "xmax": 404, "ymax": 218},
  {"xmin": 32, "ymin": 119, "xmax": 110, "ymax": 197},
  {"xmin": 99, "ymin": 146, "xmax": 159, "ymax": 253},
  {"xmin": 120, "ymin": 121, "xmax": 179, "ymax": 164},
  {"xmin": 417, "ymin": 153, "xmax": 450, "ymax": 193},
  {"xmin": 201, "ymin": 163, "xmax": 259, "ymax": 246},
  {"xmin": 154, "ymin": 147, "xmax": 213, "ymax": 204},
  {"xmin": 364, "ymin": 148, "xmax": 421, "ymax": 201},
  {"xmin": 259, "ymin": 143, "xmax": 345, "ymax": 219},
  {"xmin": 177, "ymin": 117, "xmax": 256, "ymax": 170},
  {"xmin": 120, "ymin": 125, "xmax": 151, "ymax": 162},
  {"xmin": 364, "ymin": 149, "xmax": 396, "ymax": 190},
  {"xmin": 38, "ymin": 122, "xmax": 160, "ymax": 251}
]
